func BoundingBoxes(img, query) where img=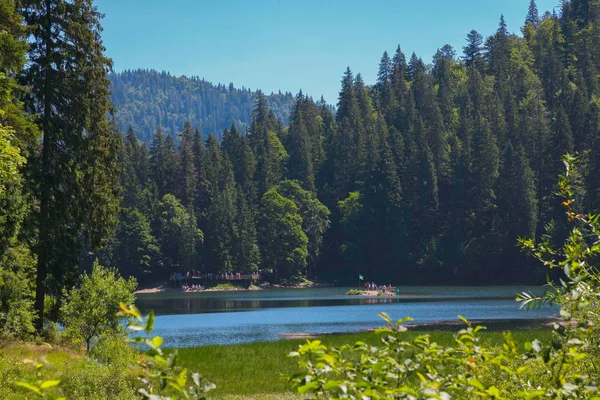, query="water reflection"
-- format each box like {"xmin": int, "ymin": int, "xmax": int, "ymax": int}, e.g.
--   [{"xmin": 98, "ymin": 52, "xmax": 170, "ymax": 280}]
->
[
  {"xmin": 136, "ymin": 287, "xmax": 556, "ymax": 347},
  {"xmin": 136, "ymin": 286, "xmax": 550, "ymax": 316}
]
